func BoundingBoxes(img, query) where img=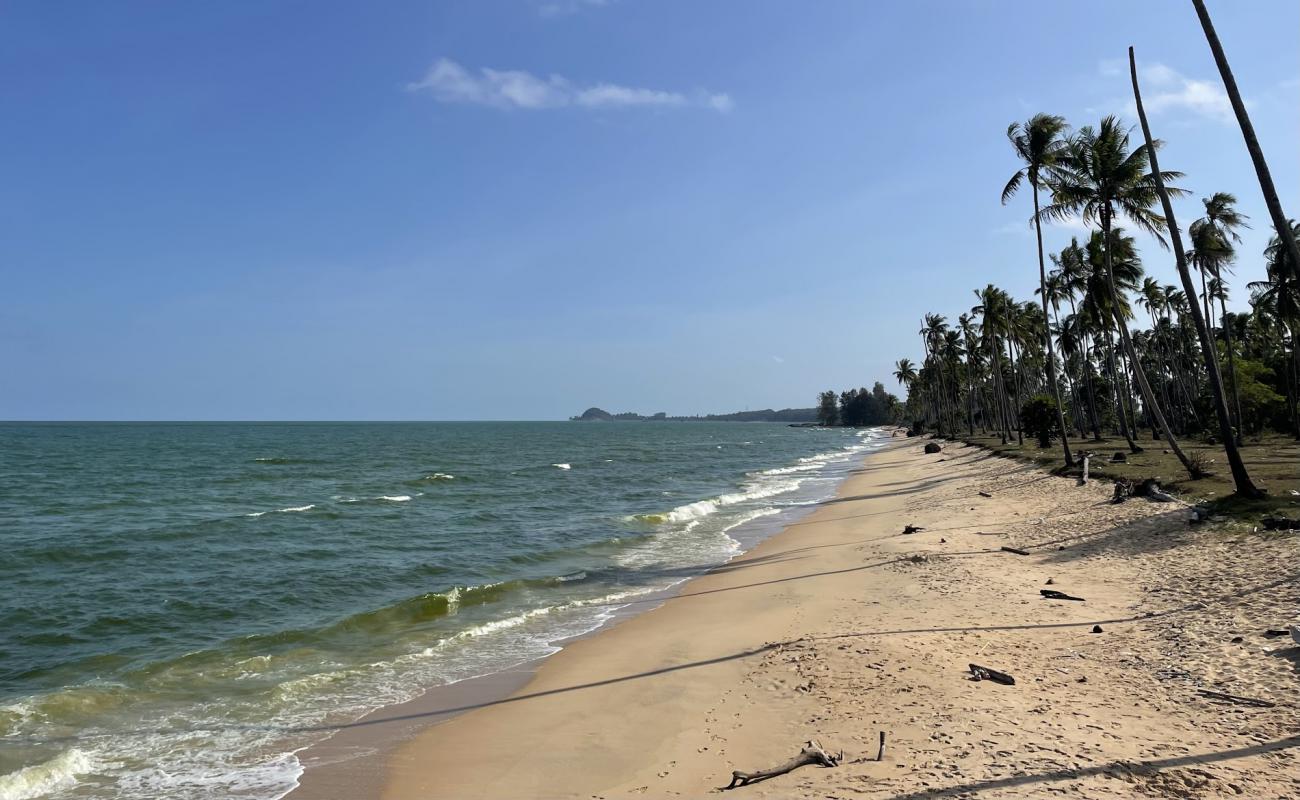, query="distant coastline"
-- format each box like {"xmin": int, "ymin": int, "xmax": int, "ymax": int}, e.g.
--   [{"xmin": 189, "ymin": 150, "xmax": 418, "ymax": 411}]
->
[{"xmin": 569, "ymin": 406, "xmax": 818, "ymax": 423}]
